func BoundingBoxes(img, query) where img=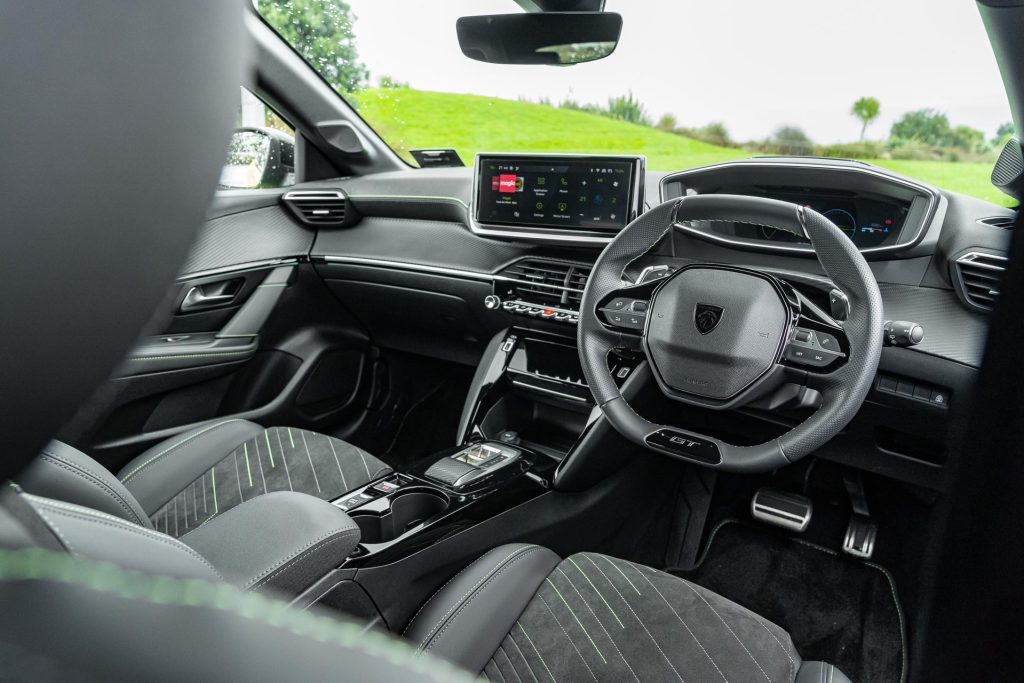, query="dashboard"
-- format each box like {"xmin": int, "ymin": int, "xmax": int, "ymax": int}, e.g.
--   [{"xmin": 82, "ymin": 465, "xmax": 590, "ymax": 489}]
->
[{"xmin": 297, "ymin": 153, "xmax": 1014, "ymax": 491}]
